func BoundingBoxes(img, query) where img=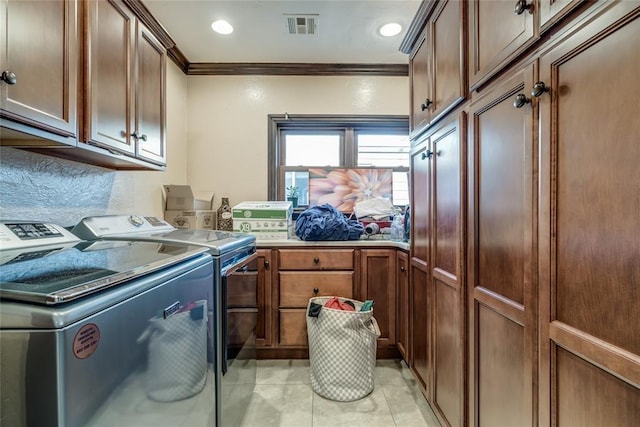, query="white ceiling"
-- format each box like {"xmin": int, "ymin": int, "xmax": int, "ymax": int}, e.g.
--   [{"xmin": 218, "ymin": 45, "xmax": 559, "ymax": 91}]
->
[{"xmin": 142, "ymin": 1, "xmax": 421, "ymax": 64}]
